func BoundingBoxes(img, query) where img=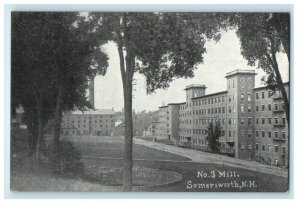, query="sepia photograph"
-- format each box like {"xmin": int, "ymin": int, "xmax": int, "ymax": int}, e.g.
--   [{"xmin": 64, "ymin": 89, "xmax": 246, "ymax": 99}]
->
[{"xmin": 10, "ymin": 11, "xmax": 290, "ymax": 193}]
